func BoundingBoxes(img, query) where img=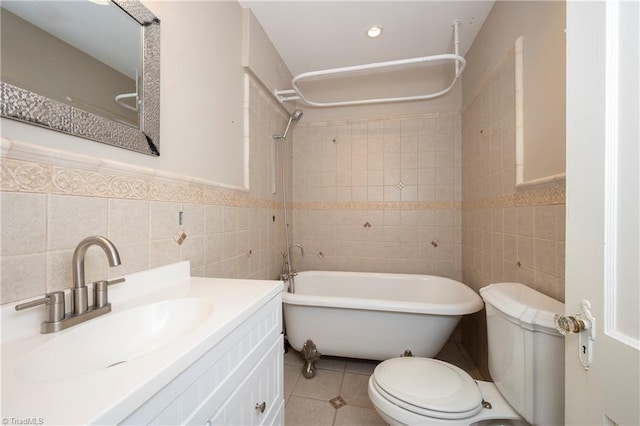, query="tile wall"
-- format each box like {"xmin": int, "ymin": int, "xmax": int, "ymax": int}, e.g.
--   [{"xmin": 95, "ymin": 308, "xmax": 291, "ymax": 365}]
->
[
  {"xmin": 290, "ymin": 113, "xmax": 463, "ymax": 279},
  {"xmin": 460, "ymin": 49, "xmax": 566, "ymax": 378},
  {"xmin": 0, "ymin": 75, "xmax": 291, "ymax": 305}
]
